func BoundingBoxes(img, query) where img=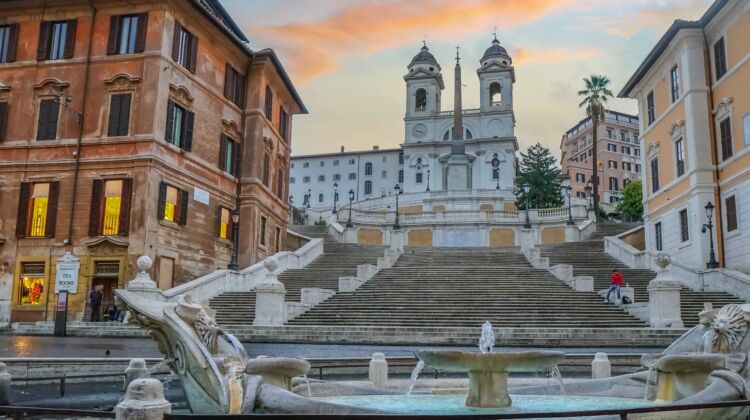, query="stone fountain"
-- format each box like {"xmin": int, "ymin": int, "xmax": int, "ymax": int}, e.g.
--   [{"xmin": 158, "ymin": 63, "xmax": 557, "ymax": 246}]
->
[{"xmin": 417, "ymin": 321, "xmax": 564, "ymax": 407}]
